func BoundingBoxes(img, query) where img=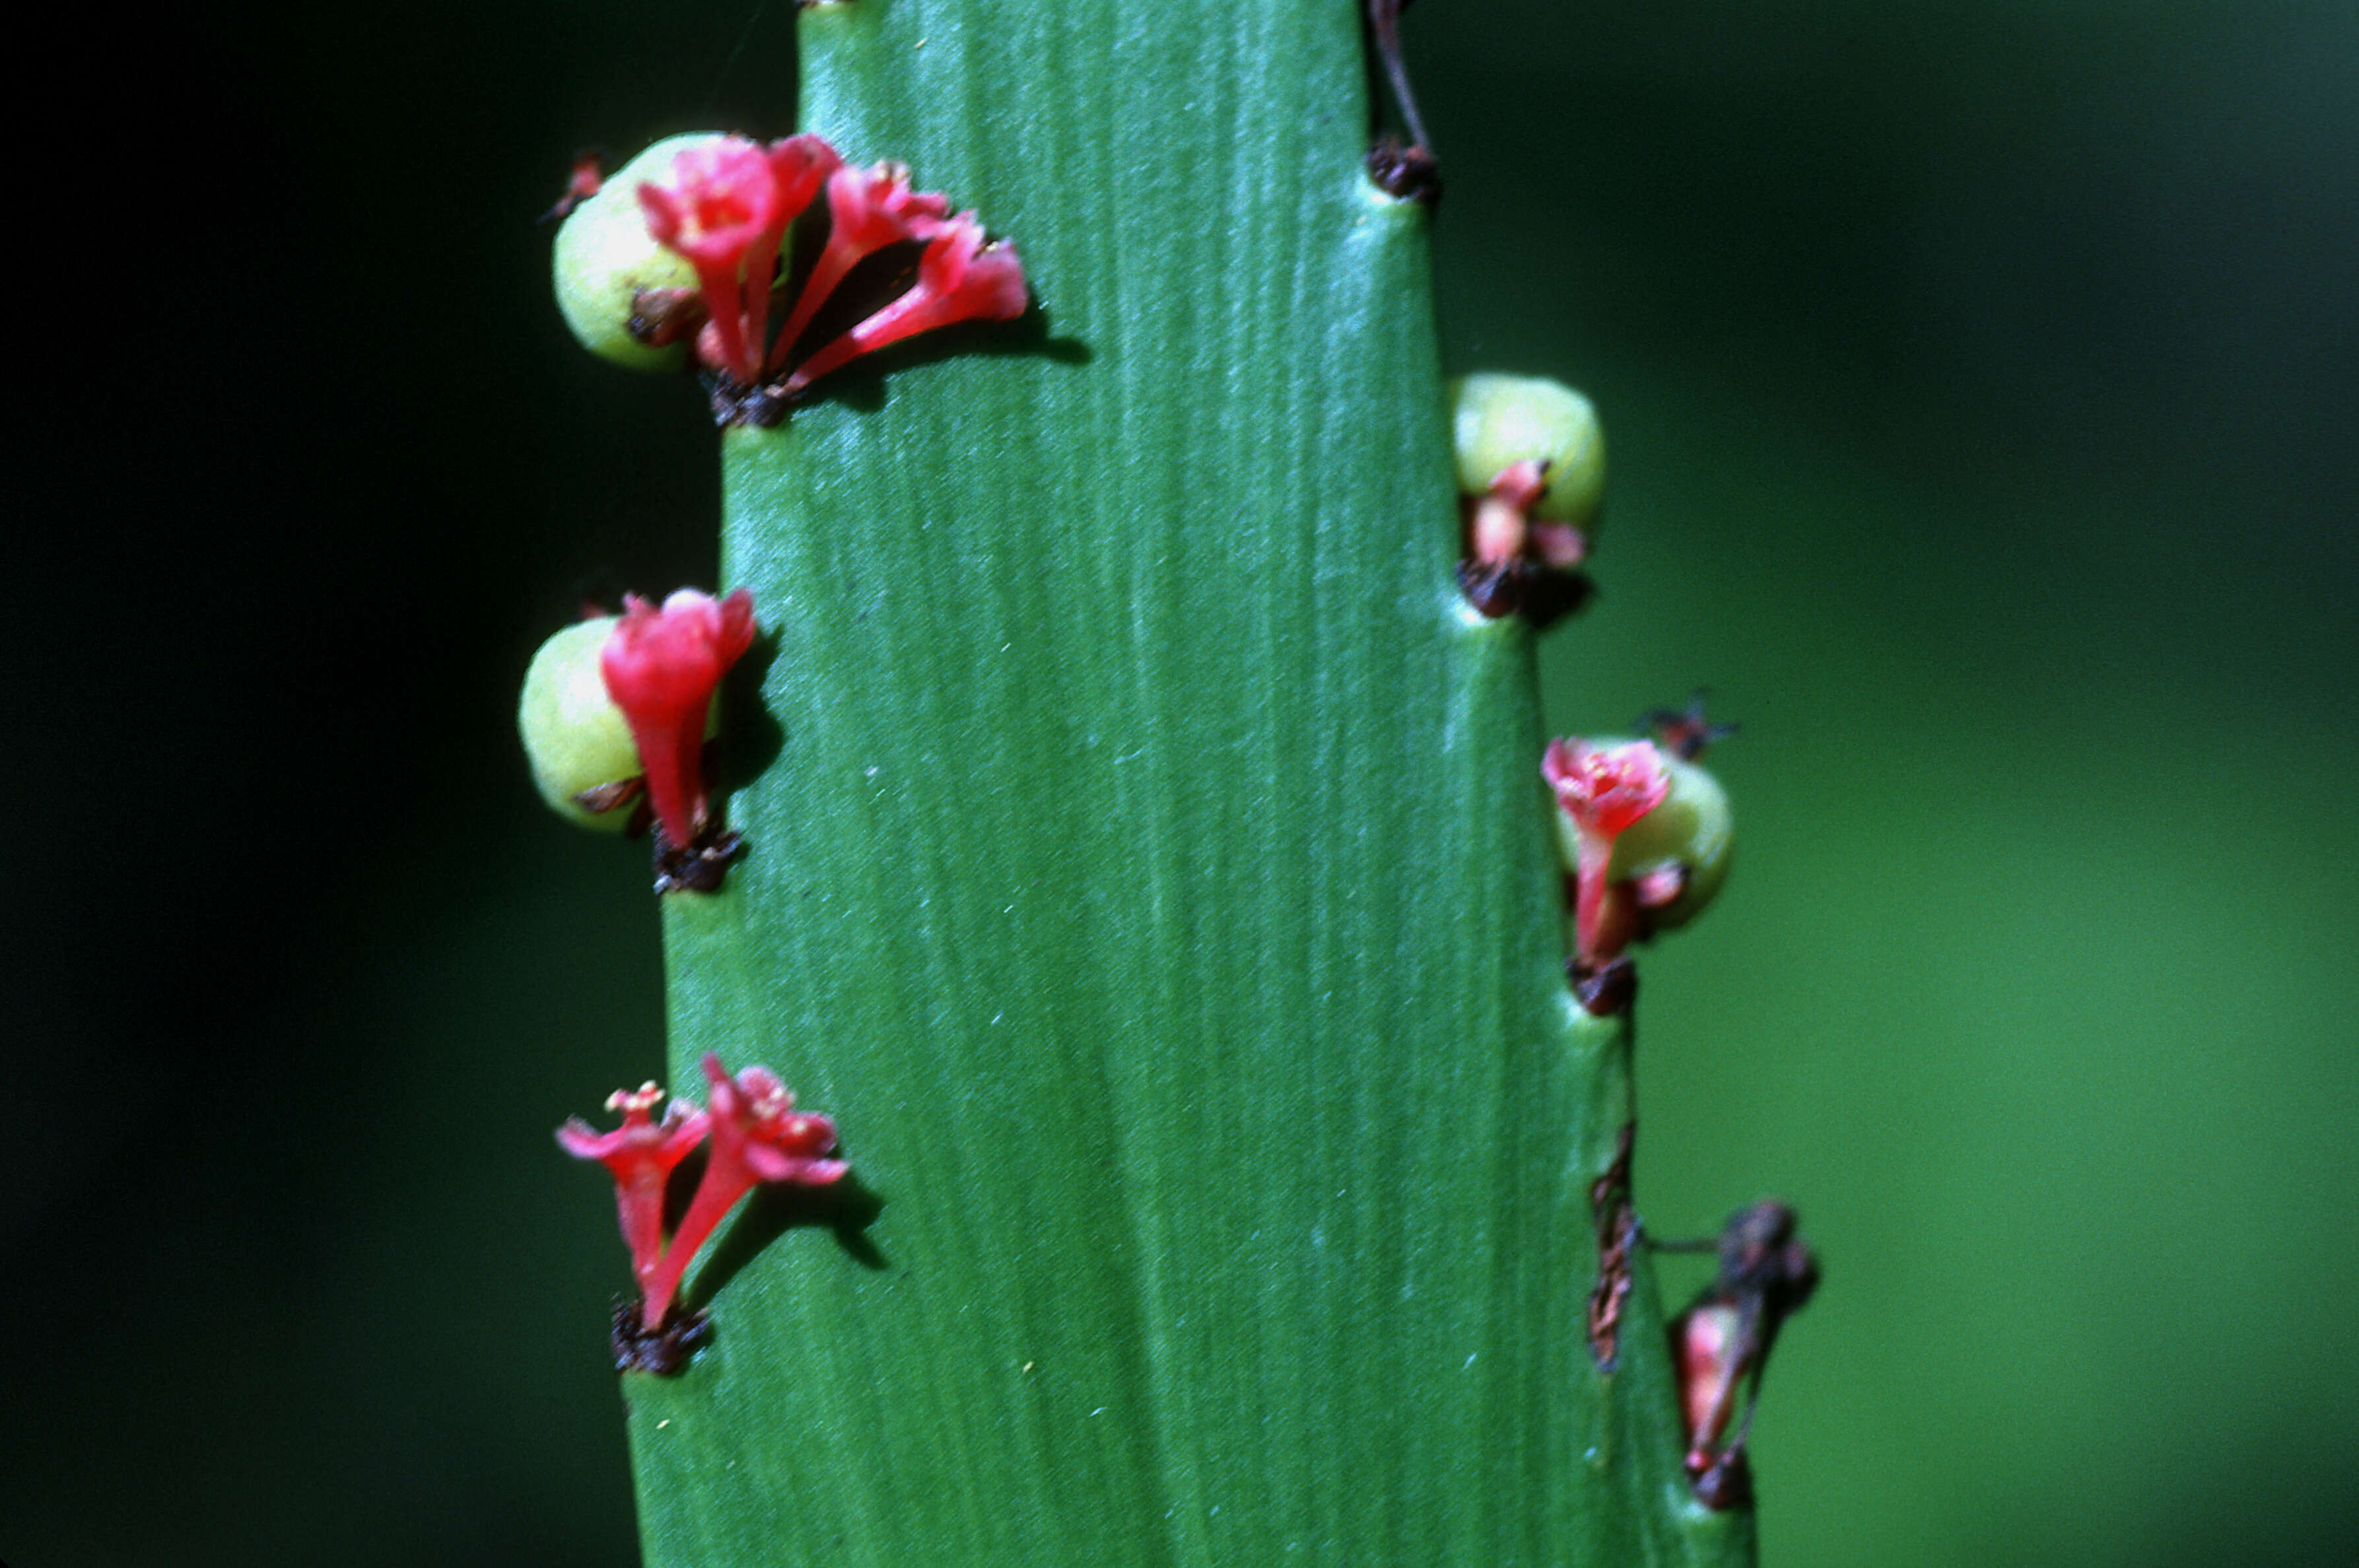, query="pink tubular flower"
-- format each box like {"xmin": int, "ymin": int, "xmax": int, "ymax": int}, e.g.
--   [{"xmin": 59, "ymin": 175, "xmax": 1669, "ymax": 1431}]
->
[
  {"xmin": 561, "ymin": 1059, "xmax": 846, "ymax": 1336},
  {"xmin": 638, "ymin": 135, "xmax": 840, "ymax": 382},
  {"xmin": 628, "ymin": 134, "xmax": 1023, "ymax": 417},
  {"xmin": 767, "ymin": 160, "xmax": 953, "ymax": 372},
  {"xmin": 1542, "ymin": 737, "xmax": 1670, "ymax": 969},
  {"xmin": 703, "ymin": 1055, "xmax": 850, "ymax": 1188},
  {"xmin": 1674, "ymin": 1300, "xmax": 1746, "ymax": 1474},
  {"xmin": 632, "ymin": 1054, "xmax": 846, "ymax": 1333},
  {"xmin": 782, "ymin": 213, "xmax": 1029, "ymax": 398},
  {"xmin": 638, "ymin": 139, "xmax": 786, "ymax": 382},
  {"xmin": 557, "ymin": 1084, "xmax": 711, "ymax": 1315},
  {"xmin": 599, "ymin": 588, "xmax": 758, "ymax": 849}
]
